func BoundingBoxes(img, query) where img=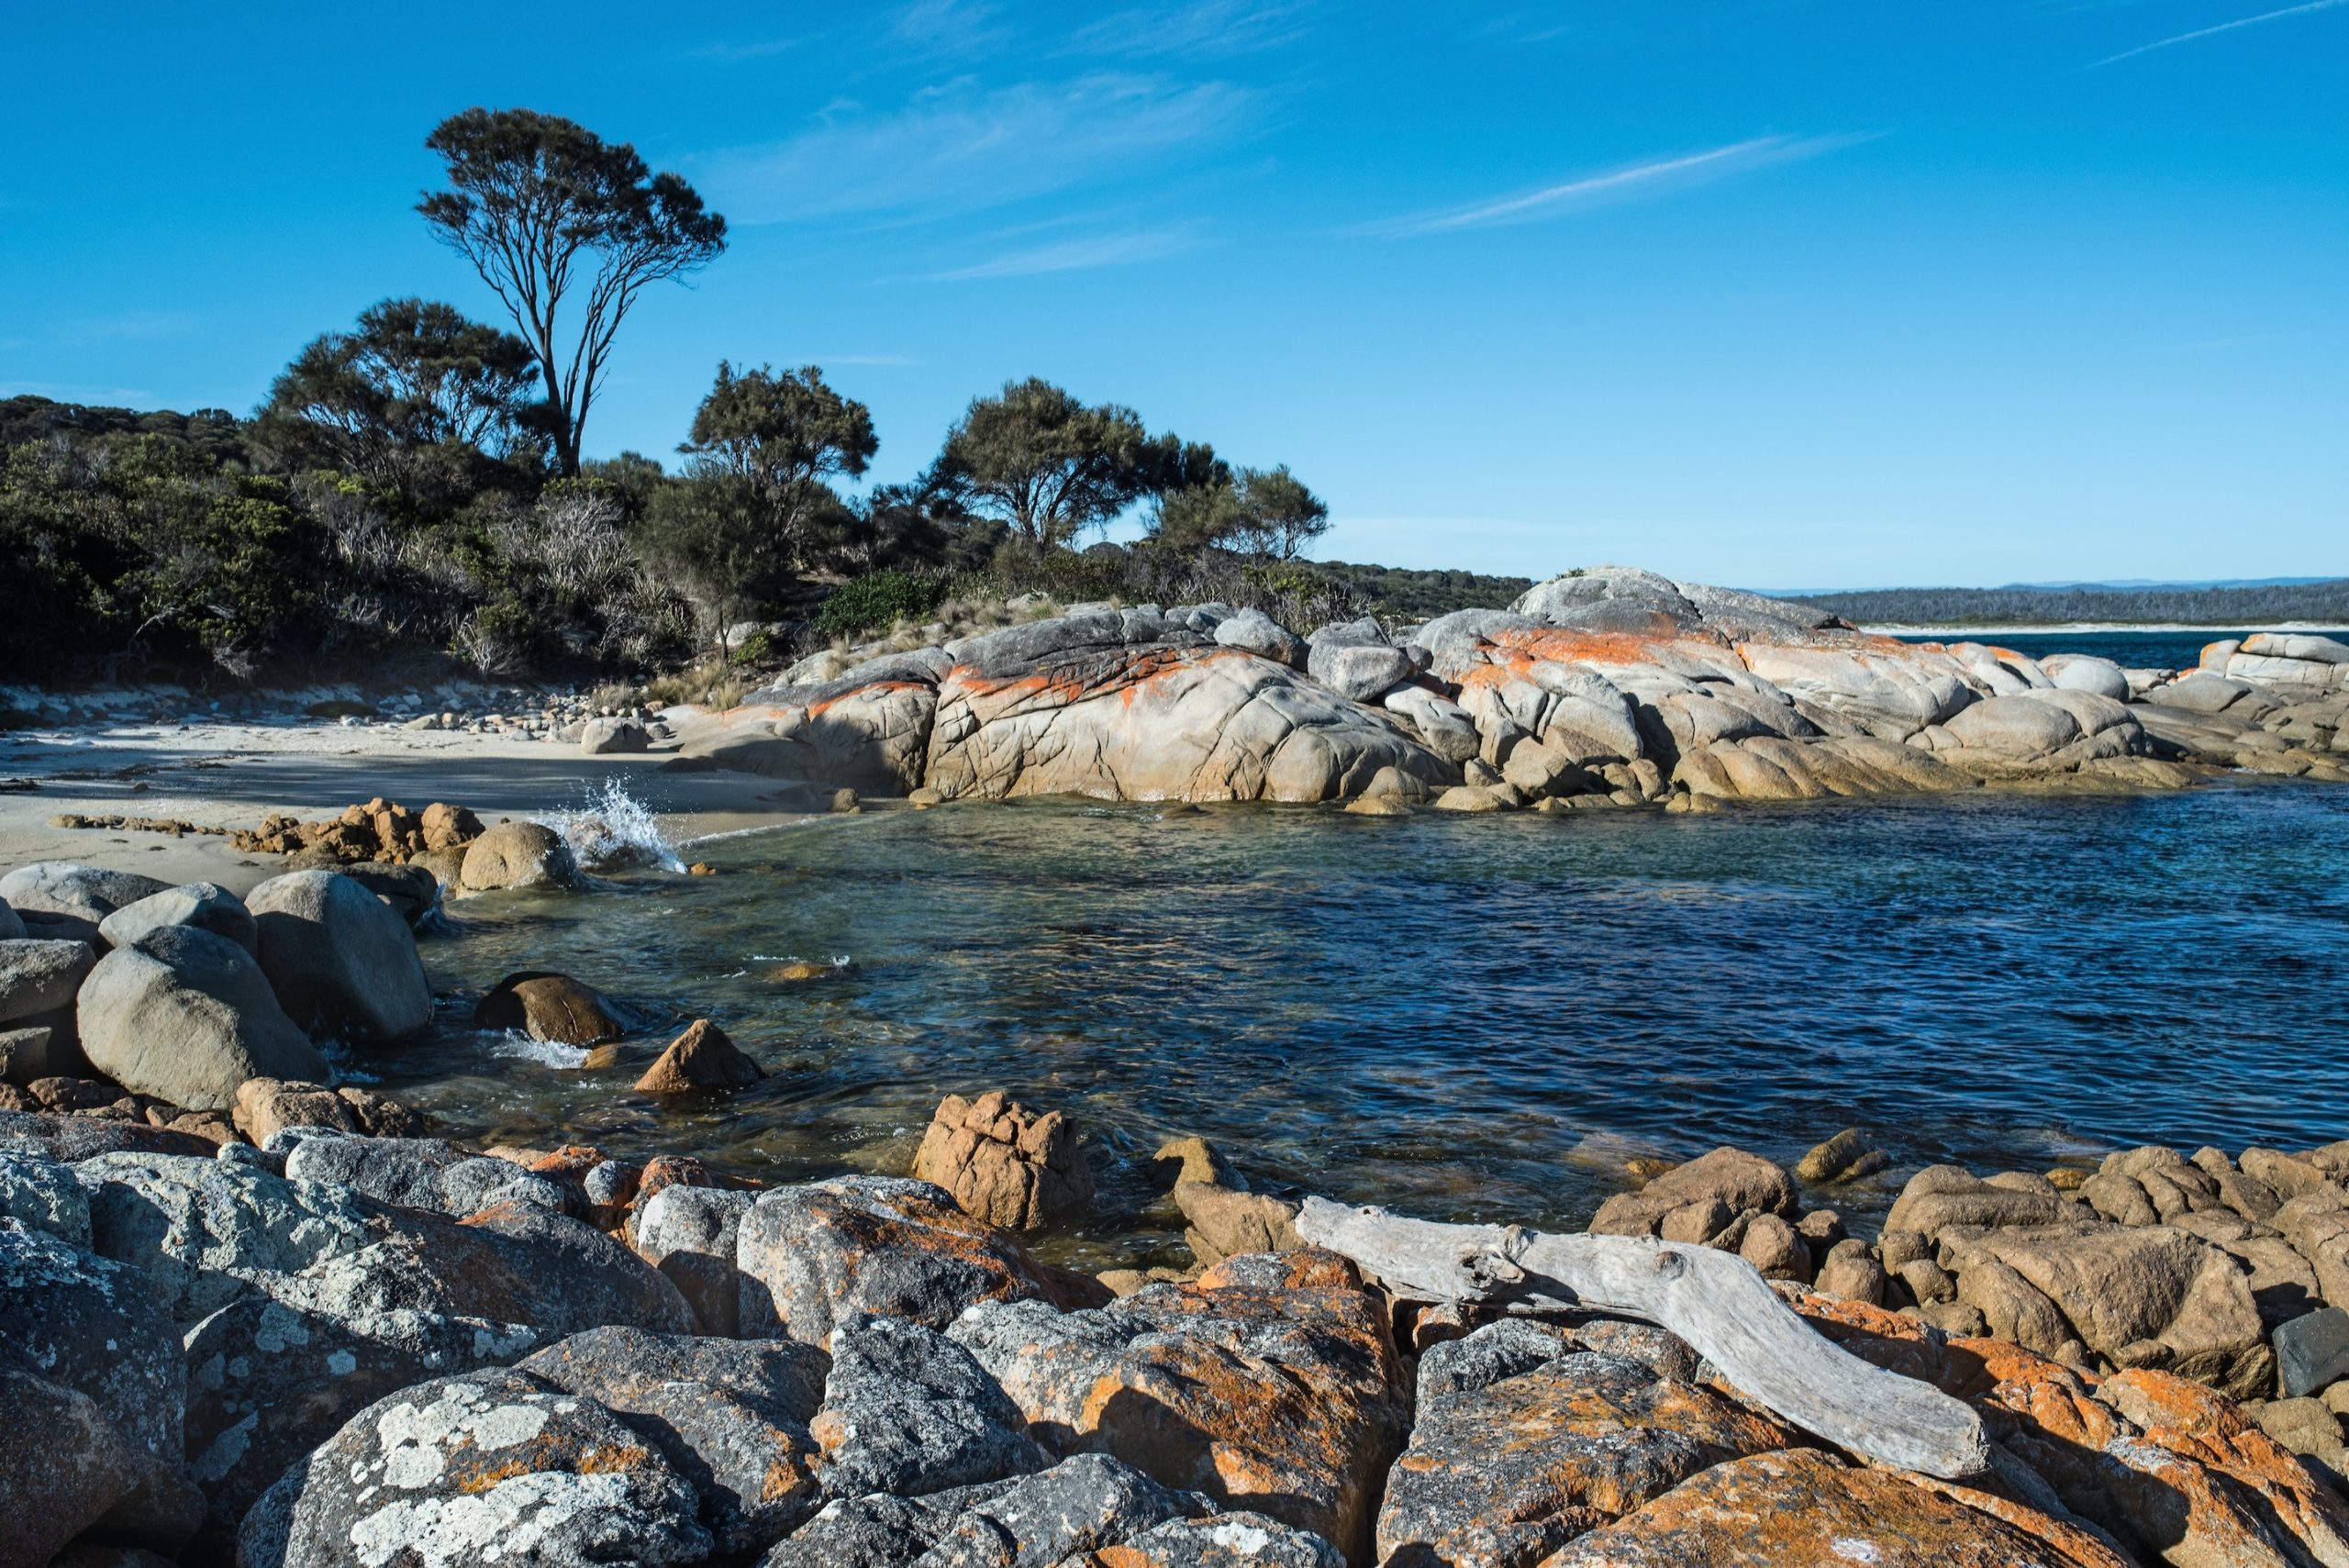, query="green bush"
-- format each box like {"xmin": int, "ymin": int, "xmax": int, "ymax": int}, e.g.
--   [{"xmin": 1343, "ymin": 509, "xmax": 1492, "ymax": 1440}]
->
[
  {"xmin": 729, "ymin": 628, "xmax": 771, "ymax": 665},
  {"xmin": 816, "ymin": 570, "xmax": 947, "ymax": 638}
]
